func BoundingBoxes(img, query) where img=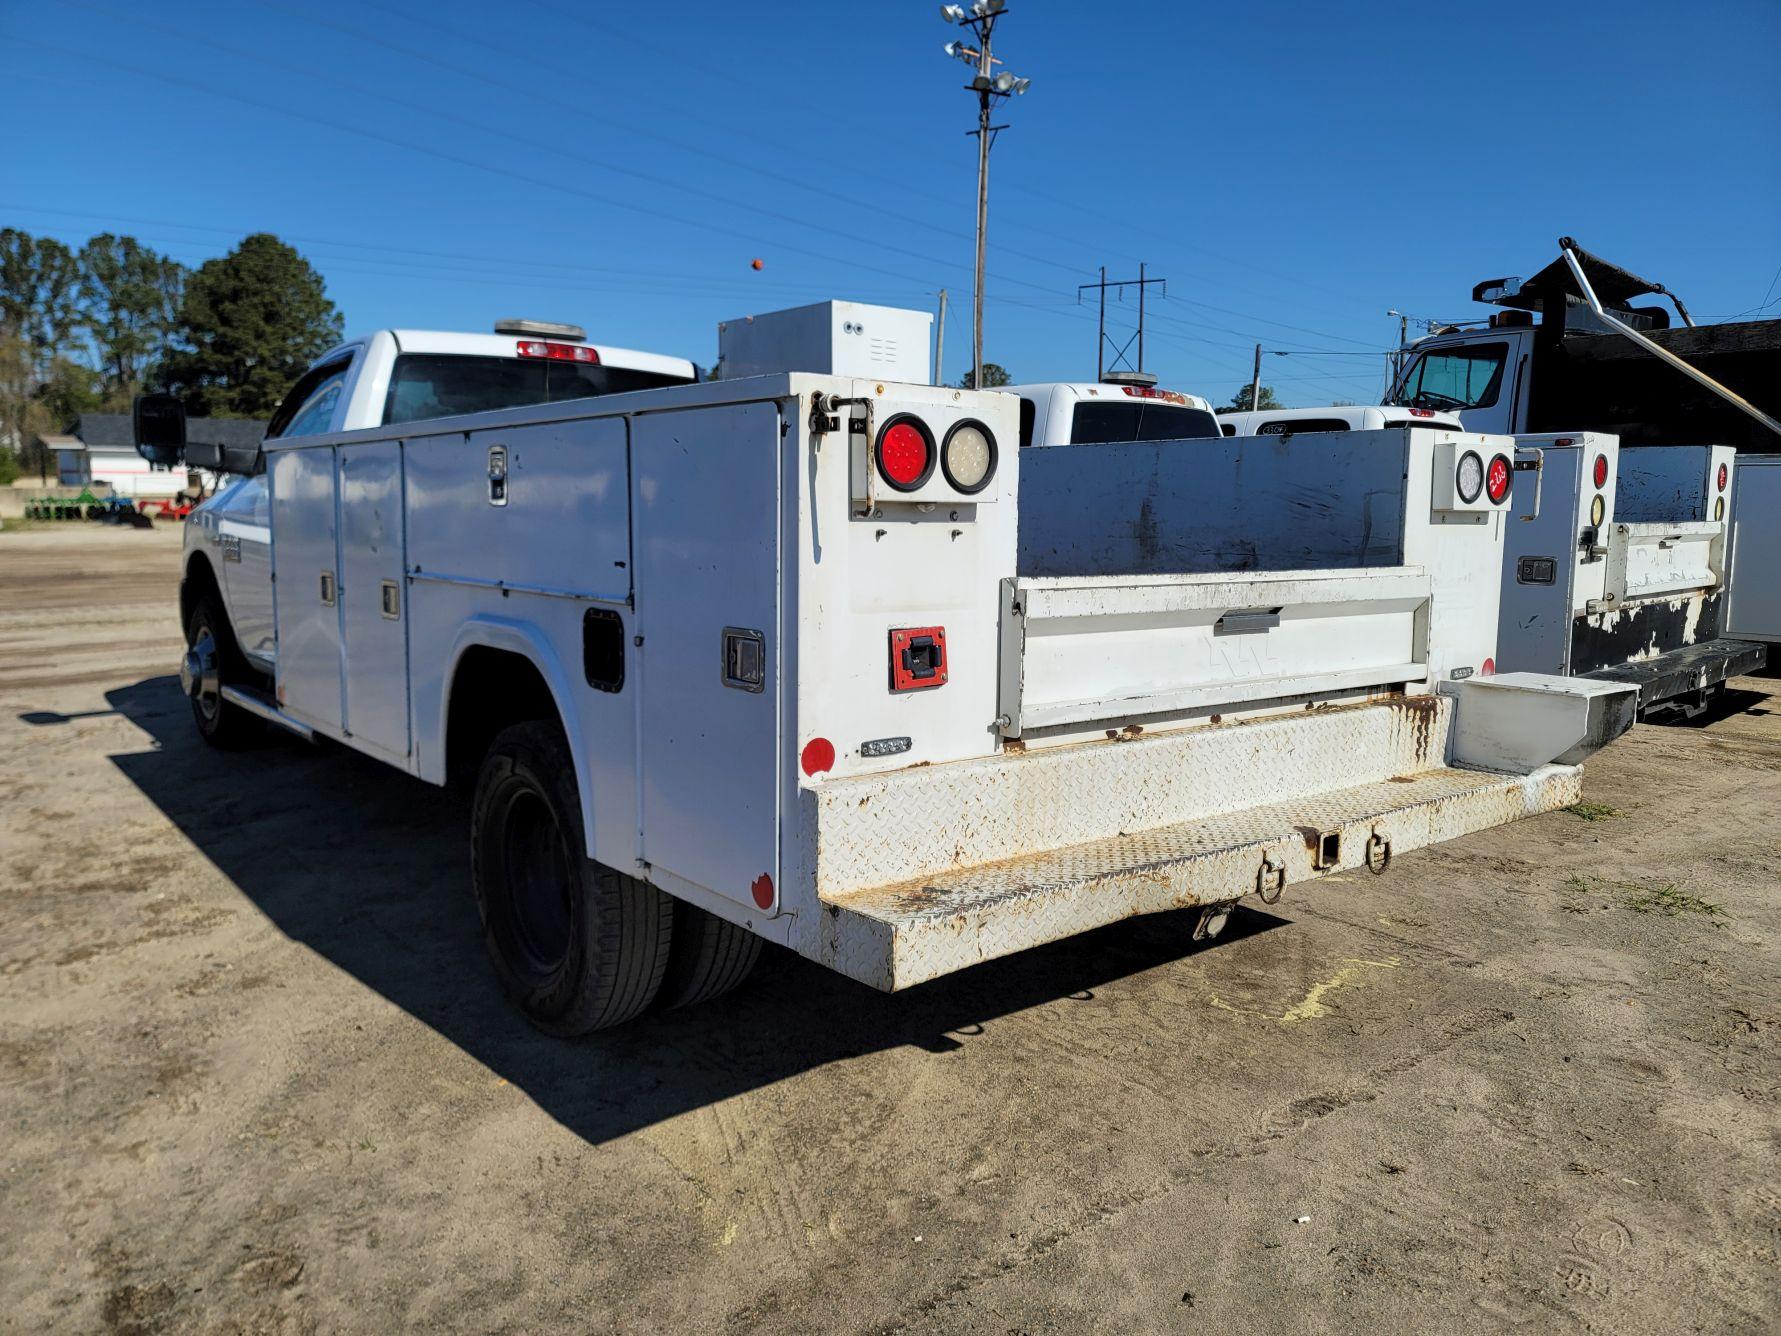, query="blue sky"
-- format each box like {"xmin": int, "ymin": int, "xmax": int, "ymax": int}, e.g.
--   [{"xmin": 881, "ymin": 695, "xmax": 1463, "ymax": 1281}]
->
[{"xmin": 4, "ymin": 0, "xmax": 1777, "ymax": 406}]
